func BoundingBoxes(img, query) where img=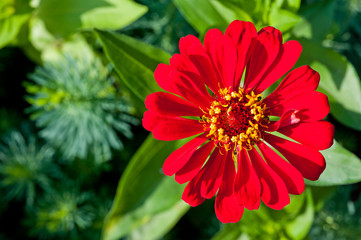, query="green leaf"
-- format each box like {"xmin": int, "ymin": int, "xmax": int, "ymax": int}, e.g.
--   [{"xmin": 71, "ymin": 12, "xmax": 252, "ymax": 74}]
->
[
  {"xmin": 173, "ymin": 0, "xmax": 229, "ymax": 35},
  {"xmin": 284, "ymin": 189, "xmax": 314, "ymax": 240},
  {"xmin": 211, "ymin": 223, "xmax": 242, "ymax": 240},
  {"xmin": 306, "ymin": 140, "xmax": 361, "ymax": 186},
  {"xmin": 0, "ymin": 0, "xmax": 32, "ymax": 49},
  {"xmin": 101, "ymin": 136, "xmax": 189, "ymax": 240},
  {"xmin": 211, "ymin": 189, "xmax": 315, "ymax": 240},
  {"xmin": 210, "ymin": 1, "xmax": 253, "ymax": 24},
  {"xmin": 225, "ymin": 0, "xmax": 271, "ymax": 26},
  {"xmin": 127, "ymin": 199, "xmax": 189, "ymax": 240},
  {"xmin": 37, "ymin": 0, "xmax": 147, "ymax": 37},
  {"xmin": 95, "ymin": 29, "xmax": 170, "ymax": 106},
  {"xmin": 284, "ymin": 0, "xmax": 301, "ymax": 12},
  {"xmin": 296, "ymin": 39, "xmax": 361, "ymax": 130},
  {"xmin": 269, "ymin": 4, "xmax": 301, "ymax": 32},
  {"xmin": 292, "ymin": 0, "xmax": 336, "ymax": 41},
  {"xmin": 0, "ymin": 14, "xmax": 30, "ymax": 48},
  {"xmin": 173, "ymin": 0, "xmax": 302, "ymax": 35}
]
